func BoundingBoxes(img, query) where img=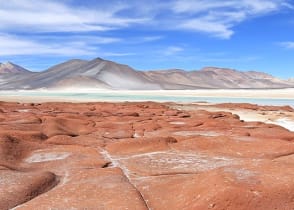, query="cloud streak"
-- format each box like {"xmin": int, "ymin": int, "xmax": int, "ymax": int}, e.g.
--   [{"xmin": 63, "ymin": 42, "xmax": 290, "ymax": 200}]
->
[
  {"xmin": 0, "ymin": 33, "xmax": 131, "ymax": 57},
  {"xmin": 0, "ymin": 0, "xmax": 147, "ymax": 32},
  {"xmin": 0, "ymin": 0, "xmax": 292, "ymax": 59},
  {"xmin": 0, "ymin": 33, "xmax": 96, "ymax": 56},
  {"xmin": 171, "ymin": 0, "xmax": 291, "ymax": 38},
  {"xmin": 279, "ymin": 41, "xmax": 294, "ymax": 49},
  {"xmin": 0, "ymin": 0, "xmax": 291, "ymax": 37},
  {"xmin": 163, "ymin": 46, "xmax": 184, "ymax": 56}
]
